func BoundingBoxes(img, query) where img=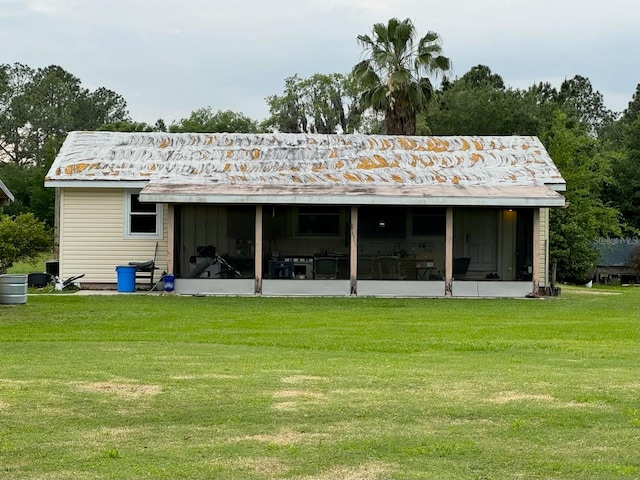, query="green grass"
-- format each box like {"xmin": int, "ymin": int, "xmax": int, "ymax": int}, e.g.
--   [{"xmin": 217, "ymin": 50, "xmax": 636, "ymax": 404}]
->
[
  {"xmin": 1, "ymin": 288, "xmax": 638, "ymax": 479},
  {"xmin": 5, "ymin": 251, "xmax": 51, "ymax": 274}
]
